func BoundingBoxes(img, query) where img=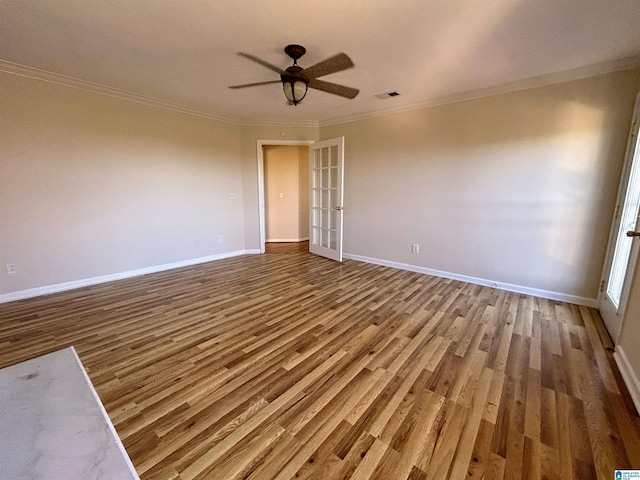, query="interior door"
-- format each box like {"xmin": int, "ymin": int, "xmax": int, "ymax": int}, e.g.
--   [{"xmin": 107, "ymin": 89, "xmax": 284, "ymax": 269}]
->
[
  {"xmin": 309, "ymin": 137, "xmax": 344, "ymax": 261},
  {"xmin": 599, "ymin": 94, "xmax": 640, "ymax": 343}
]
